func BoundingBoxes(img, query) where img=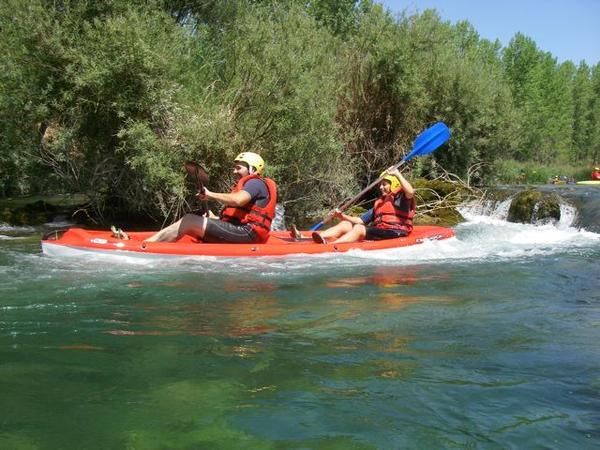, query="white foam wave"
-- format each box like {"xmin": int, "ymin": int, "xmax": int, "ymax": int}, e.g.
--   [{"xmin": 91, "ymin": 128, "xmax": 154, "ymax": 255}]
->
[
  {"xmin": 452, "ymin": 216, "xmax": 596, "ymax": 259},
  {"xmin": 459, "ymin": 198, "xmax": 512, "ymax": 221},
  {"xmin": 339, "ymin": 212, "xmax": 599, "ymax": 265},
  {"xmin": 44, "ymin": 220, "xmax": 75, "ymax": 228},
  {"xmin": 557, "ymin": 203, "xmax": 577, "ymax": 228},
  {"xmin": 0, "ymin": 235, "xmax": 25, "ymax": 240},
  {"xmin": 0, "ymin": 223, "xmax": 36, "ymax": 233}
]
